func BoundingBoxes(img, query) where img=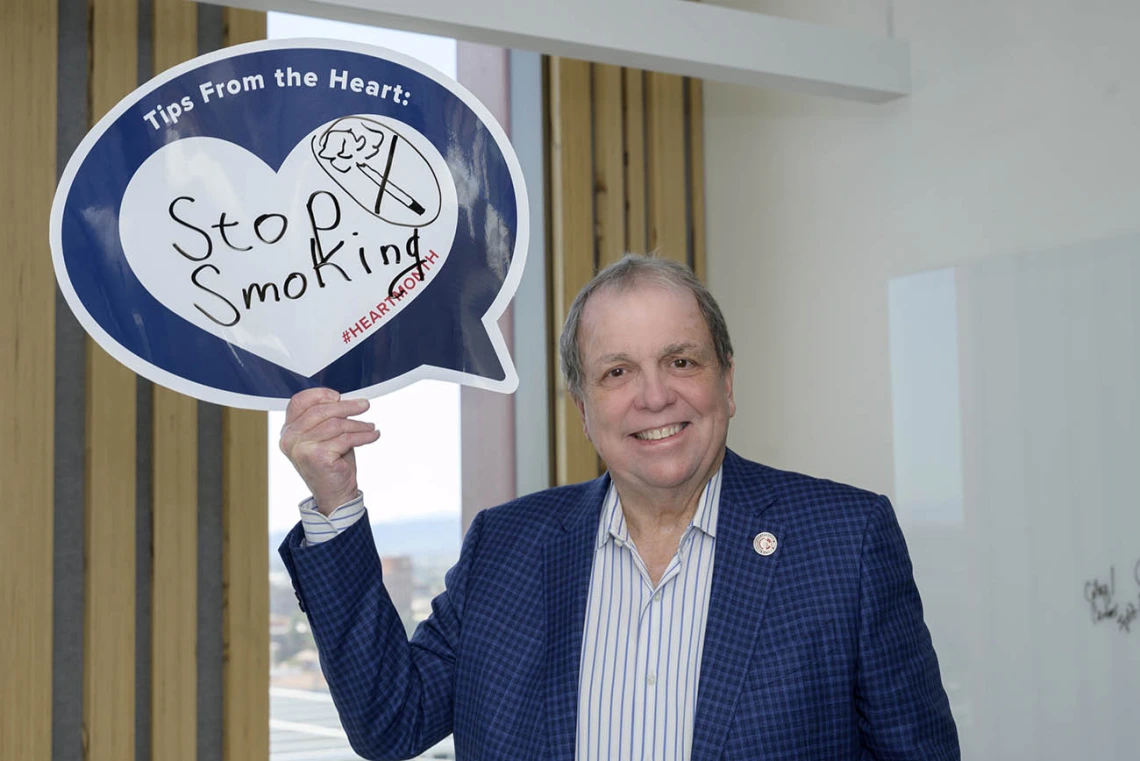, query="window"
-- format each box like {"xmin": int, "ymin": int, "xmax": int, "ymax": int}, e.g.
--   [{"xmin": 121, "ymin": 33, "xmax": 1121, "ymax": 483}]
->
[{"xmin": 265, "ymin": 15, "xmax": 461, "ymax": 761}]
